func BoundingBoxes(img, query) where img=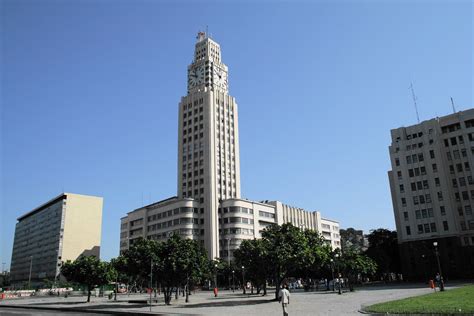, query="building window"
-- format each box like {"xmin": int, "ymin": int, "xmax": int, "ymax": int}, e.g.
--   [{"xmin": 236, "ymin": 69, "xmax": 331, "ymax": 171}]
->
[
  {"xmin": 399, "ymin": 184, "xmax": 405, "ymax": 193},
  {"xmin": 432, "ymin": 164, "xmax": 438, "ymax": 172},
  {"xmin": 417, "ymin": 224, "xmax": 423, "ymax": 234},
  {"xmin": 397, "ymin": 171, "xmax": 402, "ymax": 179},
  {"xmin": 403, "ymin": 212, "xmax": 409, "ymax": 221},
  {"xmin": 437, "ymin": 192, "xmax": 443, "ymax": 201},
  {"xmin": 465, "ymin": 205, "xmax": 472, "ymax": 215},
  {"xmin": 435, "ymin": 178, "xmax": 440, "ymax": 186},
  {"xmin": 430, "ymin": 150, "xmax": 435, "ymax": 159},
  {"xmin": 443, "ymin": 221, "xmax": 449, "ymax": 231},
  {"xmin": 395, "ymin": 158, "xmax": 400, "ymax": 166},
  {"xmin": 406, "ymin": 226, "xmax": 411, "ymax": 235},
  {"xmin": 440, "ymin": 206, "xmax": 446, "ymax": 216}
]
